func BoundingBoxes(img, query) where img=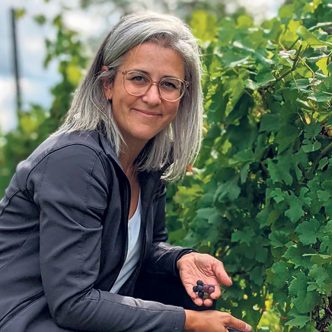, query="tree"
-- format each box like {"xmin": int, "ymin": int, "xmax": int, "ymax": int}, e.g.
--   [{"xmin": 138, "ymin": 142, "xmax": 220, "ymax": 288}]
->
[
  {"xmin": 168, "ymin": 1, "xmax": 332, "ymax": 330},
  {"xmin": 0, "ymin": 10, "xmax": 88, "ymax": 195}
]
